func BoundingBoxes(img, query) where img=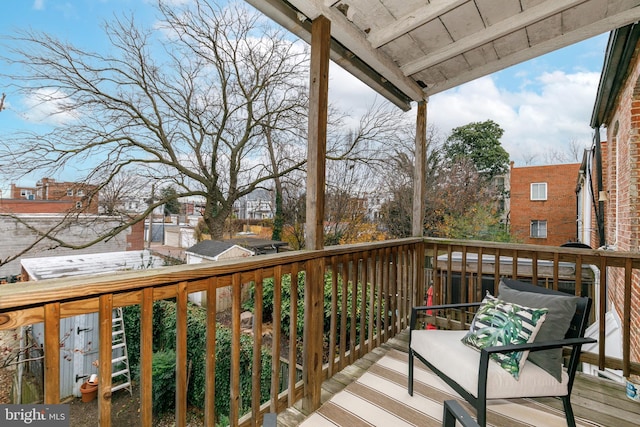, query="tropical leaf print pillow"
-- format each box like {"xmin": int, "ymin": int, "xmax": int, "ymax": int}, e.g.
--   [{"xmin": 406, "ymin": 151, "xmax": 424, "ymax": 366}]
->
[{"xmin": 461, "ymin": 294, "xmax": 548, "ymax": 379}]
